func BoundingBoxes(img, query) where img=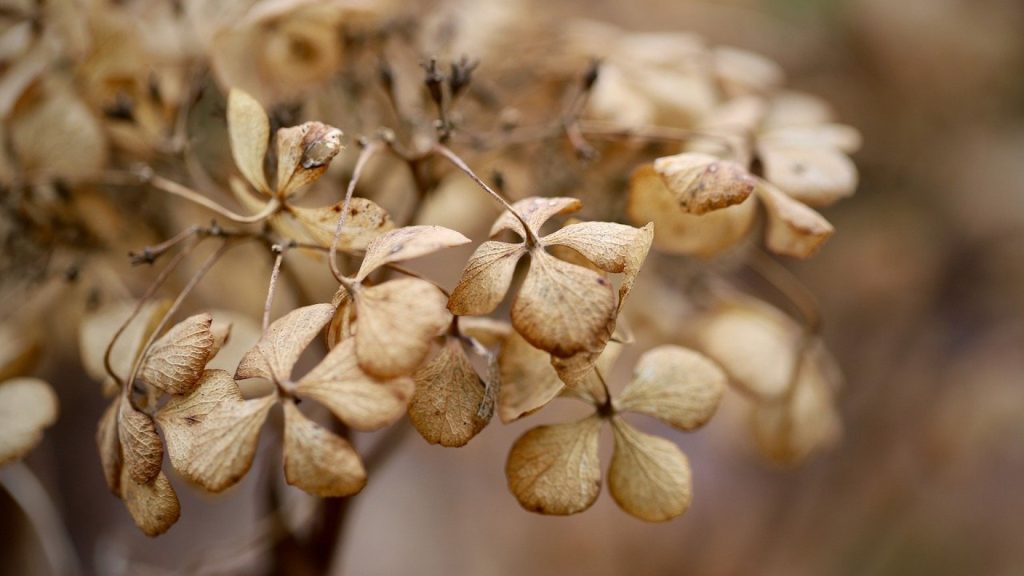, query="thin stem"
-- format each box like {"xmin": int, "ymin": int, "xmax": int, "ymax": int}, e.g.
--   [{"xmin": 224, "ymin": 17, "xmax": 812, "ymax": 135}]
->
[
  {"xmin": 330, "ymin": 140, "xmax": 384, "ymax": 285},
  {"xmin": 592, "ymin": 365, "xmax": 613, "ymax": 413},
  {"xmin": 432, "ymin": 143, "xmax": 540, "ymax": 247},
  {"xmin": 263, "ymin": 244, "xmax": 289, "ymax": 332},
  {"xmin": 747, "ymin": 247, "xmax": 822, "ymax": 333},
  {"xmin": 124, "ymin": 240, "xmax": 233, "ymax": 396},
  {"xmin": 103, "ymin": 238, "xmax": 200, "ymax": 388},
  {"xmin": 129, "ymin": 224, "xmax": 201, "ymax": 265}
]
